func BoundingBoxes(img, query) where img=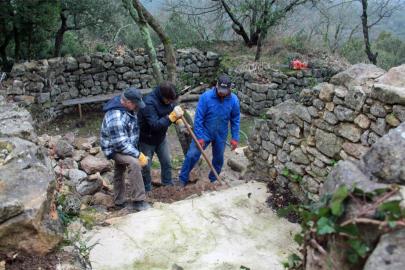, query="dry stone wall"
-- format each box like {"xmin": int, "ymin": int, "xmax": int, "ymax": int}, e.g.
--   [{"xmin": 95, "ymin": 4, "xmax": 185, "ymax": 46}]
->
[
  {"xmin": 231, "ymin": 65, "xmax": 341, "ymax": 116},
  {"xmin": 6, "ymin": 48, "xmax": 220, "ymax": 120},
  {"xmin": 245, "ymin": 64, "xmax": 405, "ymax": 202}
]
